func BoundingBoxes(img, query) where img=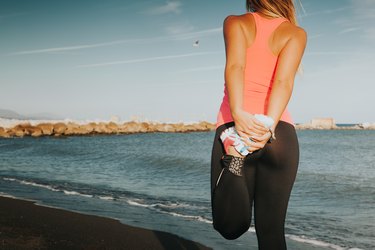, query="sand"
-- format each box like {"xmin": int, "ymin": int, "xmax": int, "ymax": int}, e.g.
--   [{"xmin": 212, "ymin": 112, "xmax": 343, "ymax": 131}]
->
[{"xmin": 0, "ymin": 196, "xmax": 212, "ymax": 250}]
